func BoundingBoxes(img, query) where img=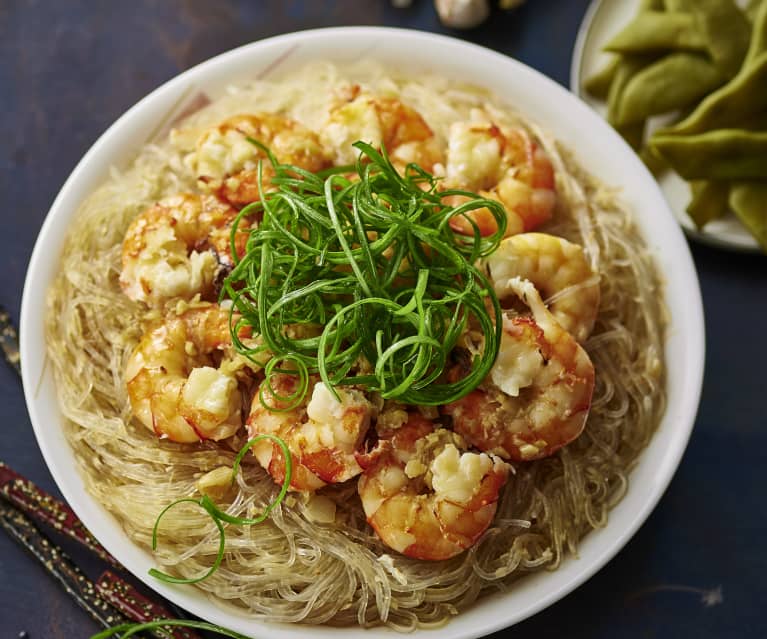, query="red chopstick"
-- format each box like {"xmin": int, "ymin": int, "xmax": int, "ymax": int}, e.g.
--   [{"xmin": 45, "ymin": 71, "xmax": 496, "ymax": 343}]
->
[{"xmin": 0, "ymin": 462, "xmax": 121, "ymax": 567}]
